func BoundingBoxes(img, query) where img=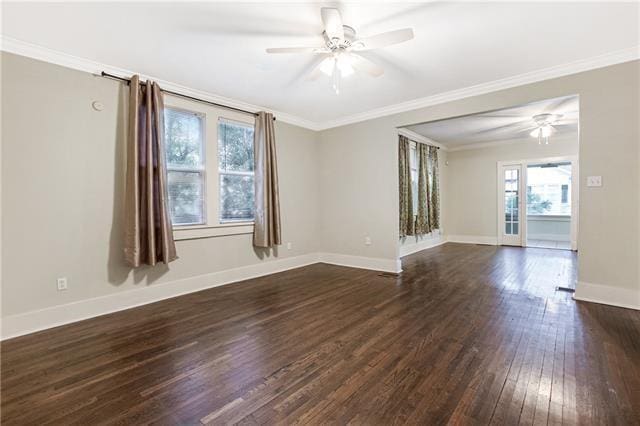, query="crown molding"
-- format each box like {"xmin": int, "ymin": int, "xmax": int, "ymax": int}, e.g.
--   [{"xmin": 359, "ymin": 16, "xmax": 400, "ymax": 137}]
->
[
  {"xmin": 2, "ymin": 35, "xmax": 638, "ymax": 133},
  {"xmin": 315, "ymin": 46, "xmax": 640, "ymax": 130},
  {"xmin": 0, "ymin": 36, "xmax": 321, "ymax": 131}
]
